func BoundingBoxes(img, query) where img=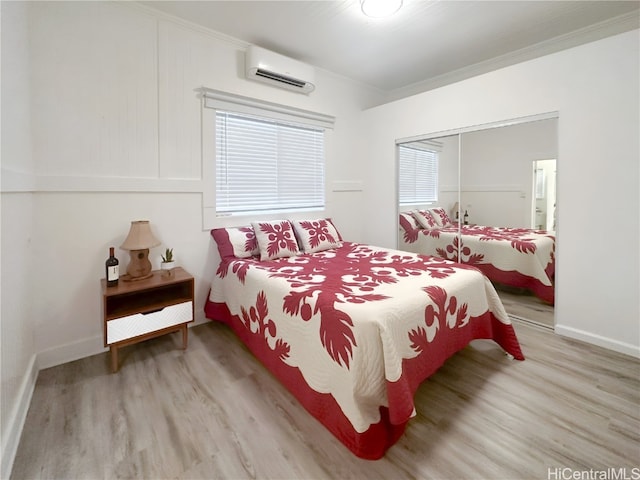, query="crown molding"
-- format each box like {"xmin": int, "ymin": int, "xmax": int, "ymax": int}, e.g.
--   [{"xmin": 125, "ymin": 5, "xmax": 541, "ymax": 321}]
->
[{"xmin": 387, "ymin": 10, "xmax": 640, "ymax": 102}]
